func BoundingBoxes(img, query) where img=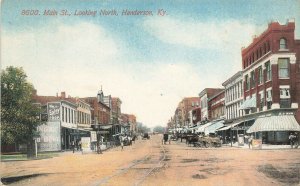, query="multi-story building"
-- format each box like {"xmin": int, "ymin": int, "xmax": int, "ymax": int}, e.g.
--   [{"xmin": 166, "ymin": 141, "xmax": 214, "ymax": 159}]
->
[
  {"xmin": 222, "ymin": 71, "xmax": 244, "ymax": 120},
  {"xmin": 128, "ymin": 114, "xmax": 137, "ymax": 132},
  {"xmin": 208, "ymin": 90, "xmax": 225, "ymax": 121},
  {"xmin": 241, "ymin": 20, "xmax": 300, "ymax": 143},
  {"xmin": 199, "ymin": 88, "xmax": 224, "ymax": 122},
  {"xmin": 112, "ymin": 97, "xmax": 122, "ymax": 133},
  {"xmin": 33, "ymin": 91, "xmax": 92, "ymax": 151},
  {"xmin": 174, "ymin": 97, "xmax": 200, "ymax": 128}
]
